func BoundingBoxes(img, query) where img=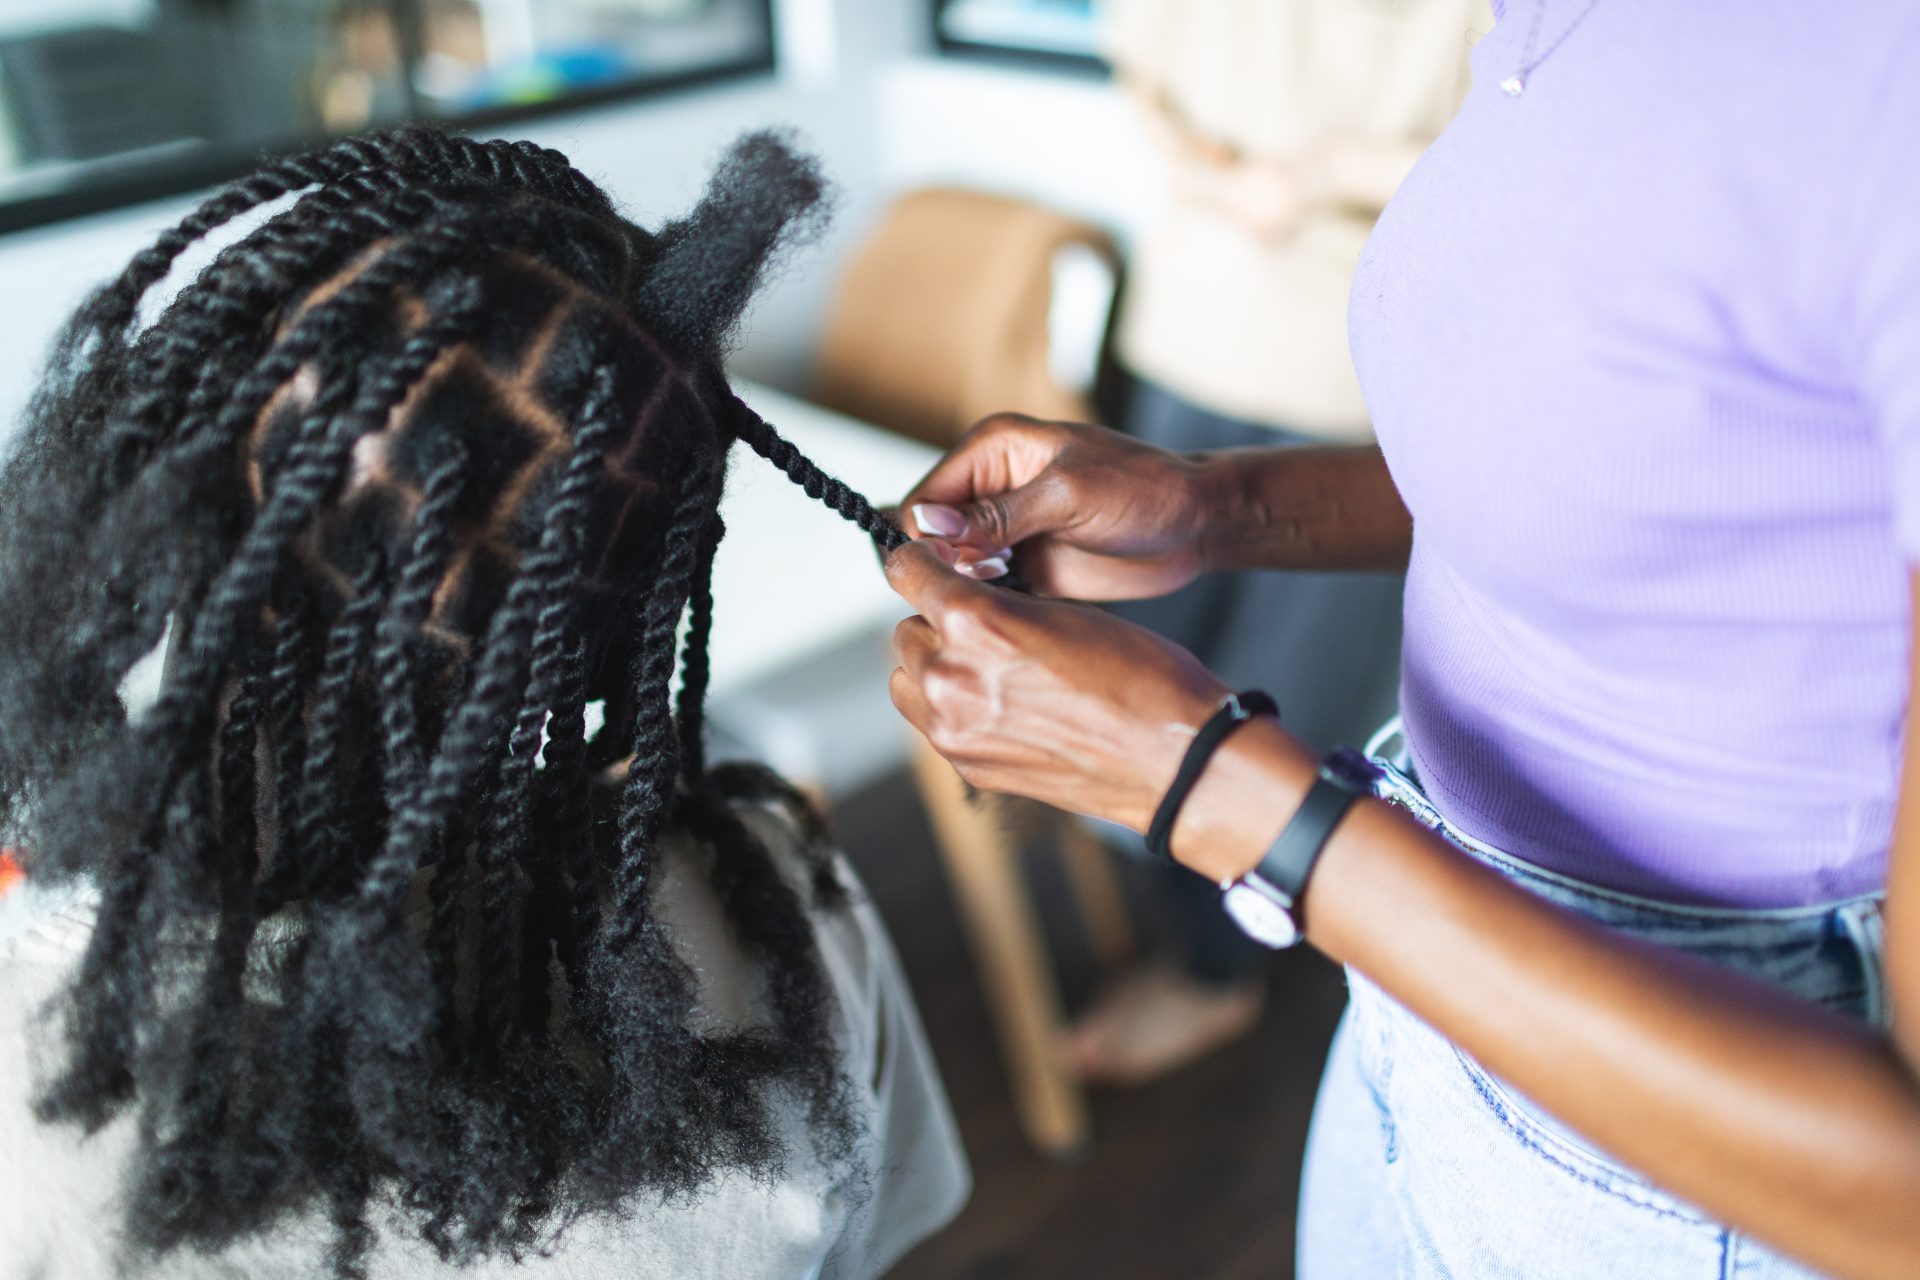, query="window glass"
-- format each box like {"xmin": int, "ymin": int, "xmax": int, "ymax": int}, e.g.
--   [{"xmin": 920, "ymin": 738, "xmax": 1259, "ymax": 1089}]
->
[
  {"xmin": 0, "ymin": 0, "xmax": 774, "ymax": 230},
  {"xmin": 412, "ymin": 0, "xmax": 770, "ymax": 119},
  {"xmin": 934, "ymin": 0, "xmax": 1102, "ymax": 65}
]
